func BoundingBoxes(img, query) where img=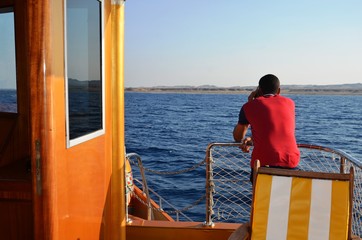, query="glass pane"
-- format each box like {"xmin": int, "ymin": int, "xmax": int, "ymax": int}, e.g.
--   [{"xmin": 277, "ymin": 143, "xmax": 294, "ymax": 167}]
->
[
  {"xmin": 0, "ymin": 9, "xmax": 17, "ymax": 113},
  {"xmin": 66, "ymin": 0, "xmax": 103, "ymax": 142}
]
